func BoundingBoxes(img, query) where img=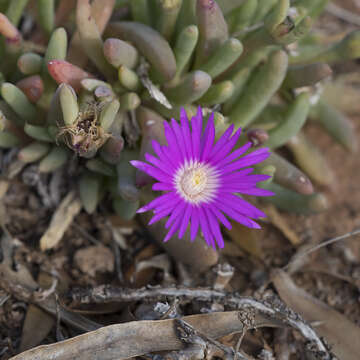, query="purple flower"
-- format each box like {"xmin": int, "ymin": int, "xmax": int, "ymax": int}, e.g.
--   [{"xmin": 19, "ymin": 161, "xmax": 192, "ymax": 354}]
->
[{"xmin": 131, "ymin": 107, "xmax": 273, "ymax": 249}]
